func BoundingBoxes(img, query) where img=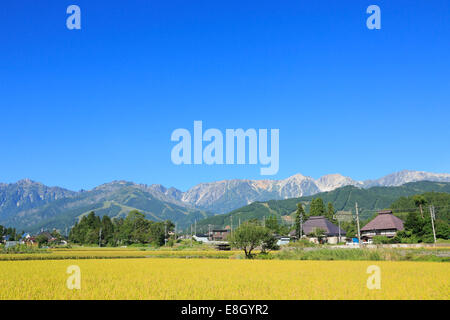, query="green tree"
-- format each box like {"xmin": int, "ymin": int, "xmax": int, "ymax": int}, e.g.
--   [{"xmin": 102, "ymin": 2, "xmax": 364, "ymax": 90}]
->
[
  {"xmin": 310, "ymin": 198, "xmax": 325, "ymax": 216},
  {"xmin": 229, "ymin": 222, "xmax": 269, "ymax": 258},
  {"xmin": 261, "ymin": 232, "xmax": 279, "ymax": 254},
  {"xmin": 341, "ymin": 221, "xmax": 357, "ymax": 239},
  {"xmin": 308, "ymin": 227, "xmax": 326, "ymax": 243},
  {"xmin": 265, "ymin": 215, "xmax": 280, "ymax": 234},
  {"xmin": 295, "ymin": 203, "xmax": 305, "ymax": 239},
  {"xmin": 404, "ymin": 211, "xmax": 424, "ymax": 236},
  {"xmin": 413, "ymin": 195, "xmax": 427, "ymax": 219},
  {"xmin": 101, "ymin": 215, "xmax": 114, "ymax": 246},
  {"xmin": 35, "ymin": 234, "xmax": 49, "ymax": 247},
  {"xmin": 326, "ymin": 202, "xmax": 336, "ymax": 222}
]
